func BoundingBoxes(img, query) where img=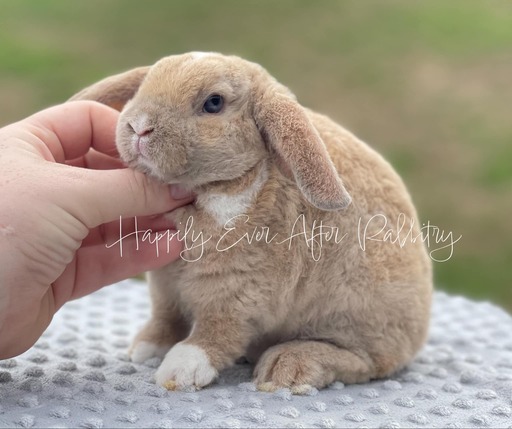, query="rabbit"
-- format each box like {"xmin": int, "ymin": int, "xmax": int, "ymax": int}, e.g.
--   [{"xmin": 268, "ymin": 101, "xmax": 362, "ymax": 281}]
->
[{"xmin": 70, "ymin": 52, "xmax": 433, "ymax": 393}]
